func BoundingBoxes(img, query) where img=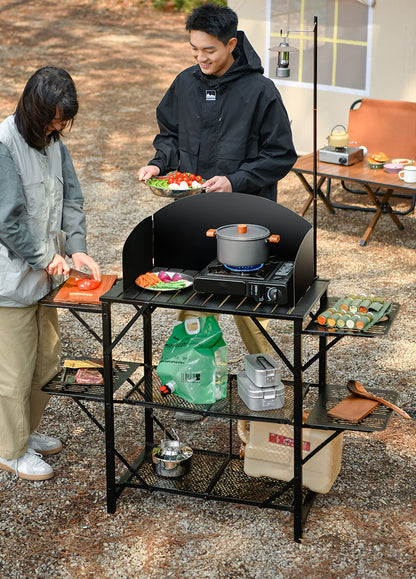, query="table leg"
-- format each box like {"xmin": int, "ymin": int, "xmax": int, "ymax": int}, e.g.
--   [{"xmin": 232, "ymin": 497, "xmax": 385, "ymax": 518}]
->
[
  {"xmin": 295, "ymin": 173, "xmax": 335, "ymax": 217},
  {"xmin": 143, "ymin": 308, "xmax": 154, "ymax": 448},
  {"xmin": 102, "ymin": 302, "xmax": 117, "ymax": 513},
  {"xmin": 293, "ymin": 319, "xmax": 304, "ymax": 542},
  {"xmin": 360, "ymin": 186, "xmax": 404, "ymax": 246},
  {"xmin": 318, "ymin": 292, "xmax": 328, "ymax": 394}
]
